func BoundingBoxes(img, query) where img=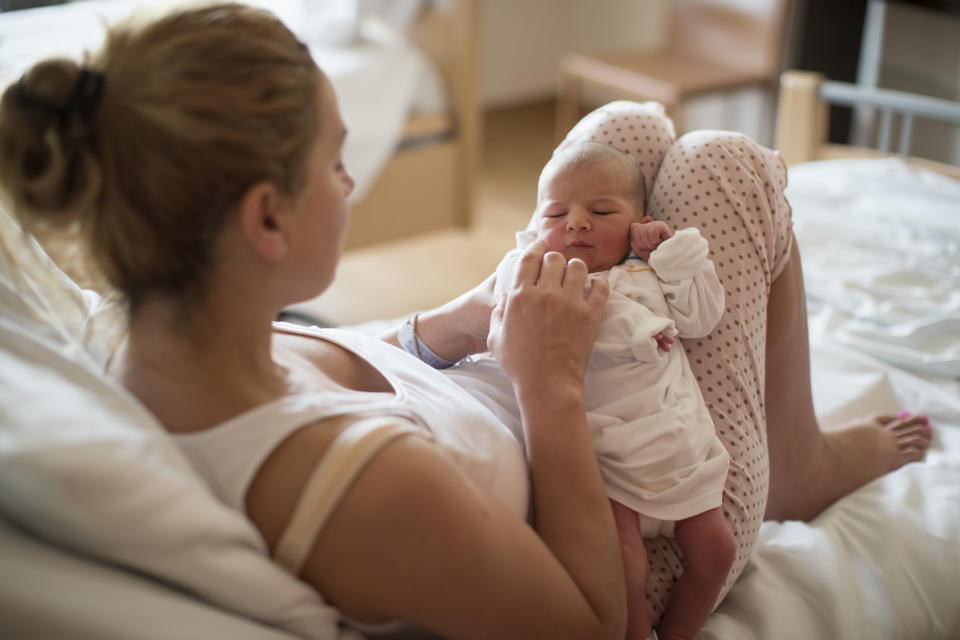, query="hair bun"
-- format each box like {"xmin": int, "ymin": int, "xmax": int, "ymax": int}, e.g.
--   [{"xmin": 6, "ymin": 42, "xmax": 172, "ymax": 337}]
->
[
  {"xmin": 0, "ymin": 60, "xmax": 104, "ymax": 224},
  {"xmin": 14, "ymin": 67, "xmax": 105, "ymax": 125}
]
